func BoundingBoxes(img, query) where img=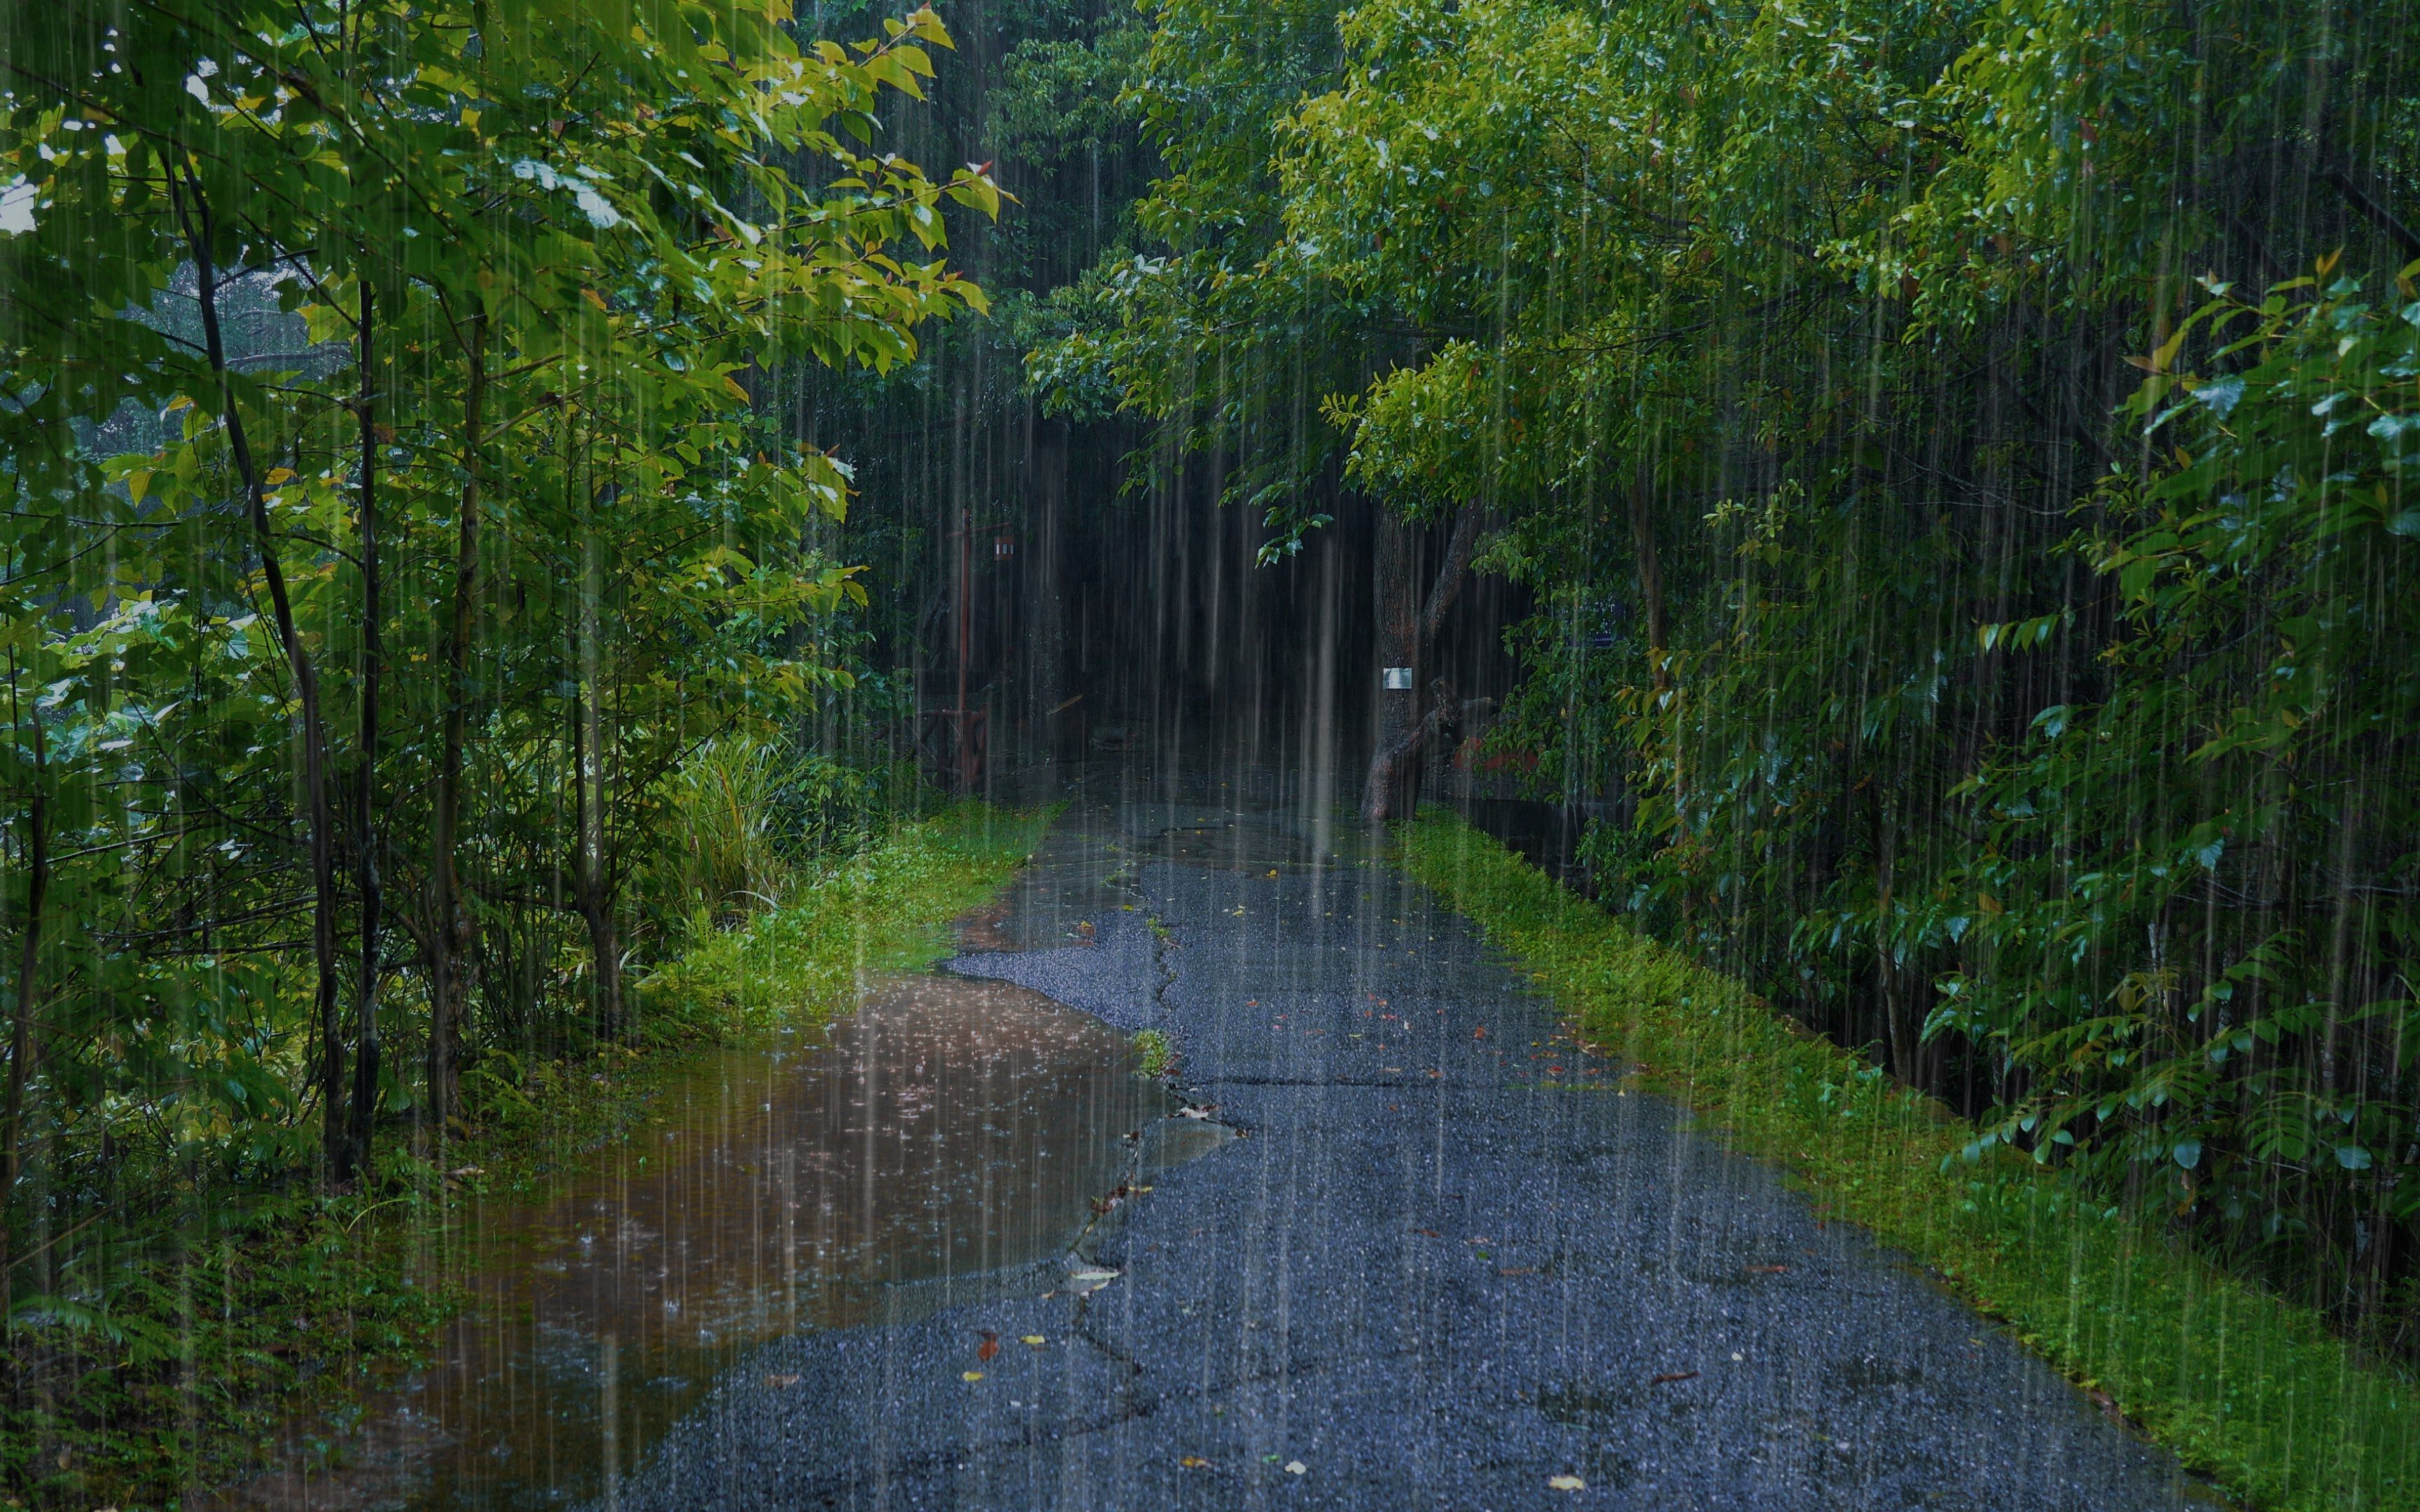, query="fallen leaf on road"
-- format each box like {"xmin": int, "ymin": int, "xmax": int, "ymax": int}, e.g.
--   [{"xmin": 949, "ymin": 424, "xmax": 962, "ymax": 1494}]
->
[
  {"xmin": 1651, "ymin": 1371, "xmax": 1700, "ymax": 1385},
  {"xmin": 977, "ymin": 1332, "xmax": 1000, "ymax": 1362},
  {"xmin": 765, "ymin": 1373, "xmax": 799, "ymax": 1387},
  {"xmin": 962, "ymin": 1371, "xmax": 984, "ymax": 1382},
  {"xmin": 1412, "ymin": 1228, "xmax": 1440, "ymax": 1237},
  {"xmin": 1473, "ymin": 1026, "xmax": 1489, "ymax": 1040},
  {"xmin": 1498, "ymin": 1266, "xmax": 1537, "ymax": 1276},
  {"xmin": 1744, "ymin": 1264, "xmax": 1788, "ymax": 1274},
  {"xmin": 1180, "ymin": 1456, "xmax": 1209, "ymax": 1469},
  {"xmin": 1070, "ymin": 1268, "xmax": 1120, "ymax": 1294},
  {"xmin": 1022, "ymin": 1335, "xmax": 1045, "ymax": 1345},
  {"xmin": 1548, "ymin": 1474, "xmax": 1585, "ymax": 1491},
  {"xmin": 1285, "ymin": 1461, "xmax": 1307, "ymax": 1475}
]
